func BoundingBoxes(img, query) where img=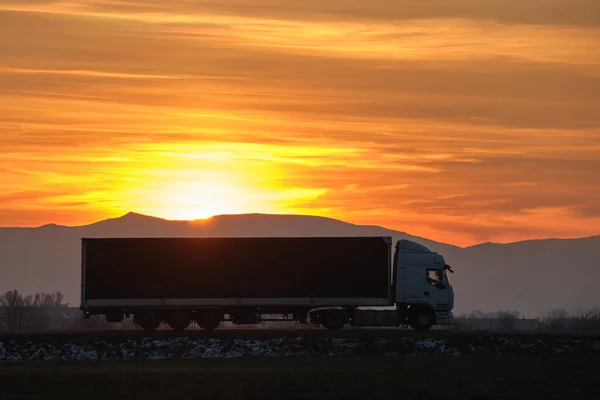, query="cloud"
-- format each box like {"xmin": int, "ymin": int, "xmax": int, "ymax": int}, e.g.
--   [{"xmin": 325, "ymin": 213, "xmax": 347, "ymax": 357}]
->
[
  {"xmin": 0, "ymin": 1, "xmax": 599, "ymax": 245},
  {"xmin": 2, "ymin": 1, "xmax": 599, "ymax": 66},
  {"xmin": 1, "ymin": 67, "xmax": 188, "ymax": 80},
  {"xmin": 5, "ymin": 1, "xmax": 599, "ymax": 28}
]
